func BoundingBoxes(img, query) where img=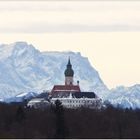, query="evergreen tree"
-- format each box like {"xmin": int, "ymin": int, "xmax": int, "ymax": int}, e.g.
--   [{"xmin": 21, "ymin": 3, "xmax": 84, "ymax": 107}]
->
[
  {"xmin": 15, "ymin": 106, "xmax": 25, "ymax": 123},
  {"xmin": 54, "ymin": 100, "xmax": 68, "ymax": 138}
]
